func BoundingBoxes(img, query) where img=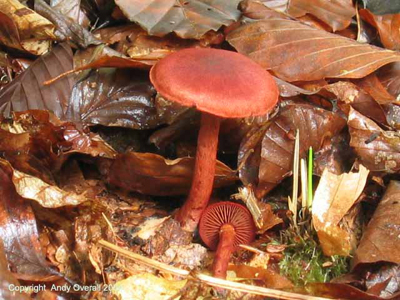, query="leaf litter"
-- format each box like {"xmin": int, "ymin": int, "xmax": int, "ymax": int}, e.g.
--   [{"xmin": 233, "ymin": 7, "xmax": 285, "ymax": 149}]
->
[{"xmin": 1, "ymin": 0, "xmax": 400, "ymax": 299}]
